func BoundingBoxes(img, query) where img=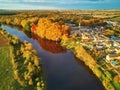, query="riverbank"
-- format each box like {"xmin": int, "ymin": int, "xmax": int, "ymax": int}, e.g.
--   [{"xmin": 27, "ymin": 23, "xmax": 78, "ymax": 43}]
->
[
  {"xmin": 0, "ymin": 29, "xmax": 45, "ymax": 90},
  {"xmin": 0, "ymin": 29, "xmax": 17, "ymax": 90},
  {"xmin": 61, "ymin": 37, "xmax": 120, "ymax": 90},
  {"xmin": 0, "ymin": 46, "xmax": 19, "ymax": 90}
]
